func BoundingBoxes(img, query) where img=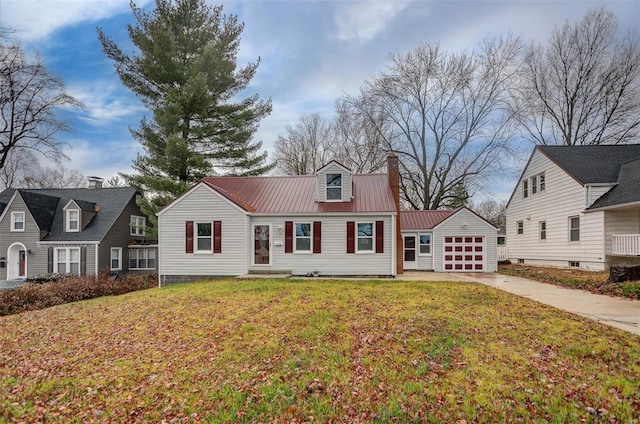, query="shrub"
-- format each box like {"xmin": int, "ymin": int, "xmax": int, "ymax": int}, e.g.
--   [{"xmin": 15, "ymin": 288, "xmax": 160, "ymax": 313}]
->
[{"xmin": 0, "ymin": 273, "xmax": 156, "ymax": 316}]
